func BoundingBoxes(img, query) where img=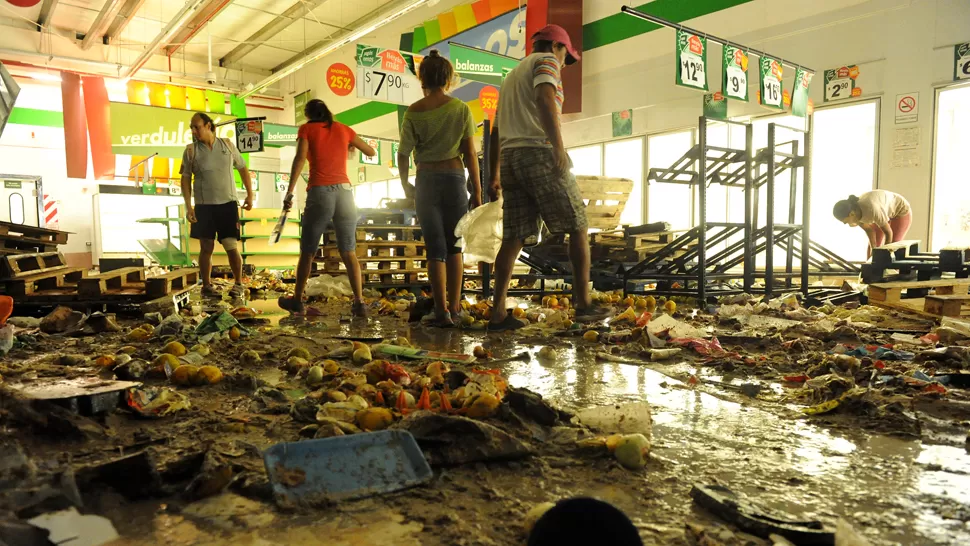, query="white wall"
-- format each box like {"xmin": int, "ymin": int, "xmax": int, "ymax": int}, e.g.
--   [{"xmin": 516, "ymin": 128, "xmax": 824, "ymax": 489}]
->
[{"xmin": 562, "ymin": 0, "xmax": 970, "ymax": 248}]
